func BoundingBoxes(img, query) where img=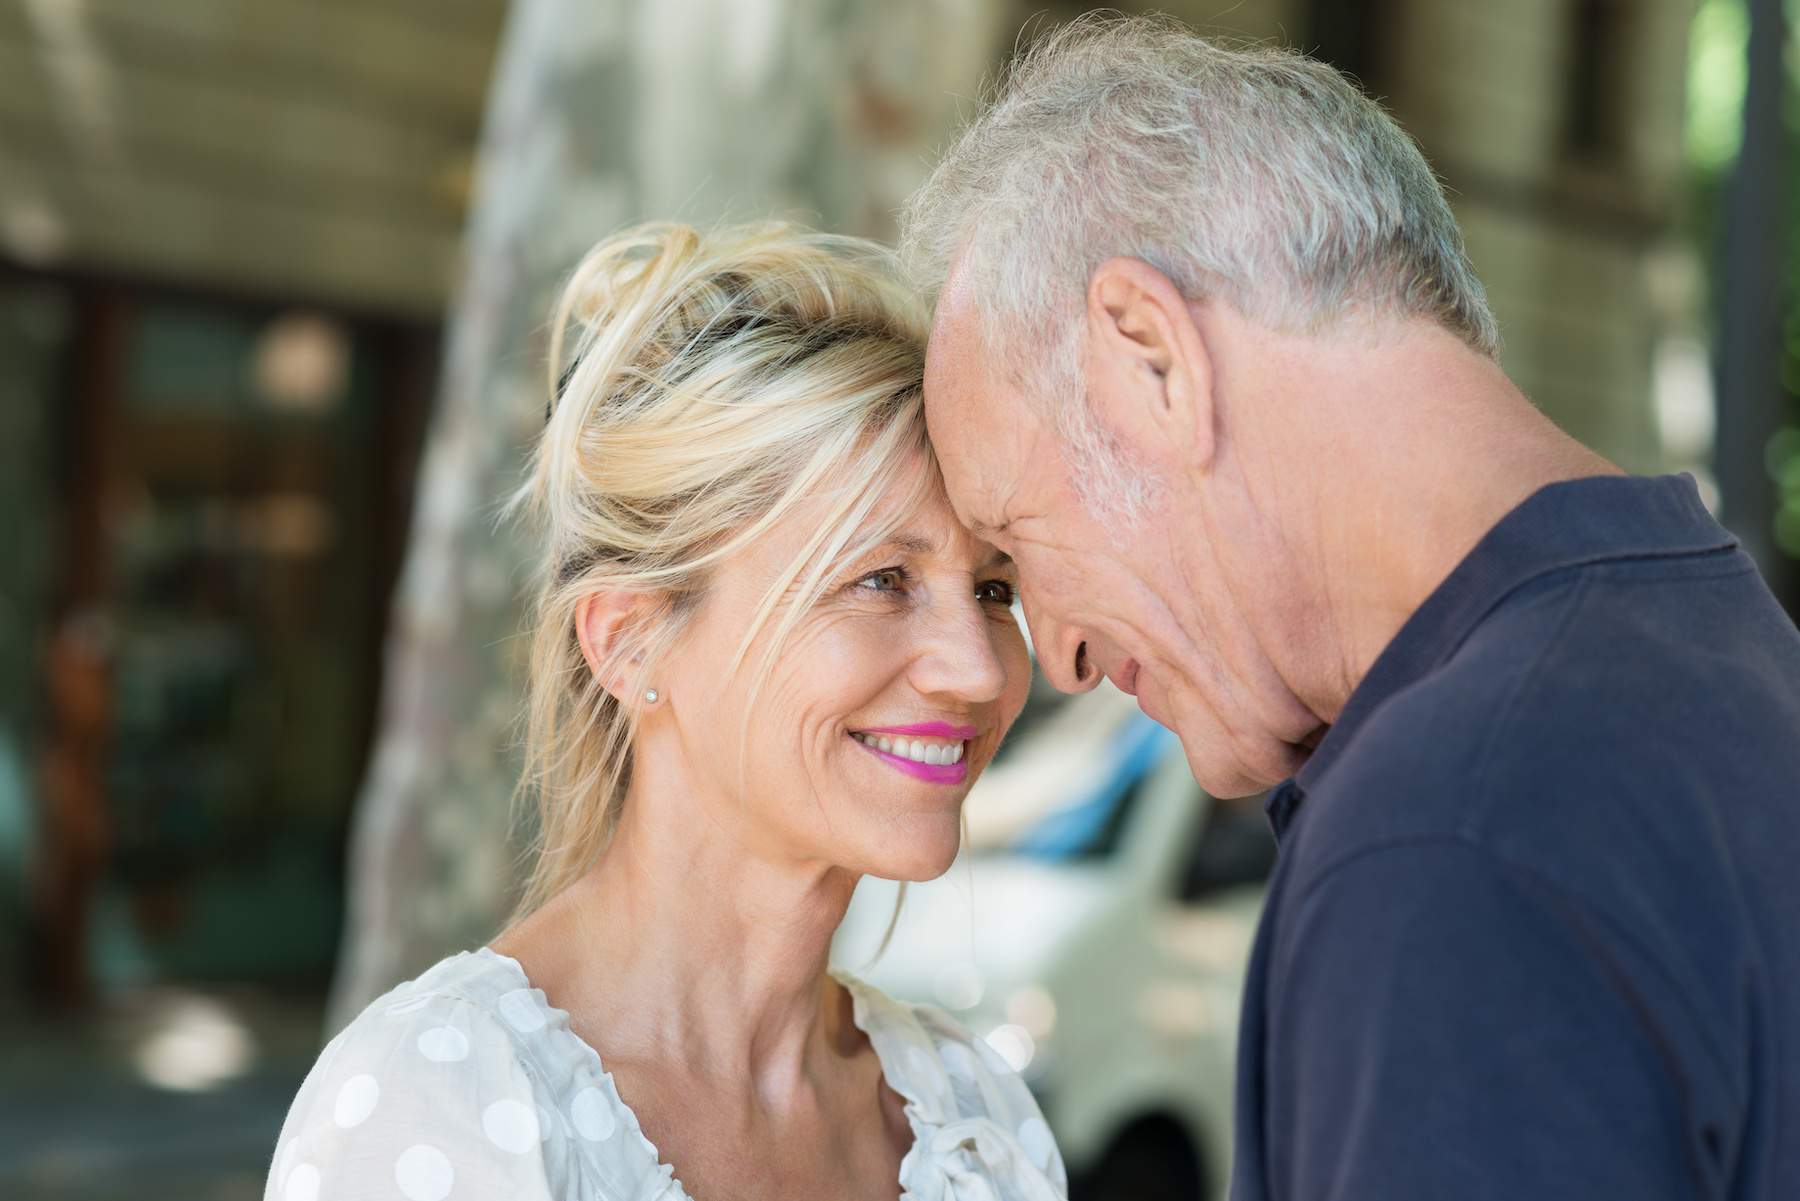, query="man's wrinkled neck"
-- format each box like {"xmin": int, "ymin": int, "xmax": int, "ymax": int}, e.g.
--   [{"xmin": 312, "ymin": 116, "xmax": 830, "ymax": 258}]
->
[{"xmin": 1206, "ymin": 316, "xmax": 1622, "ymax": 726}]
